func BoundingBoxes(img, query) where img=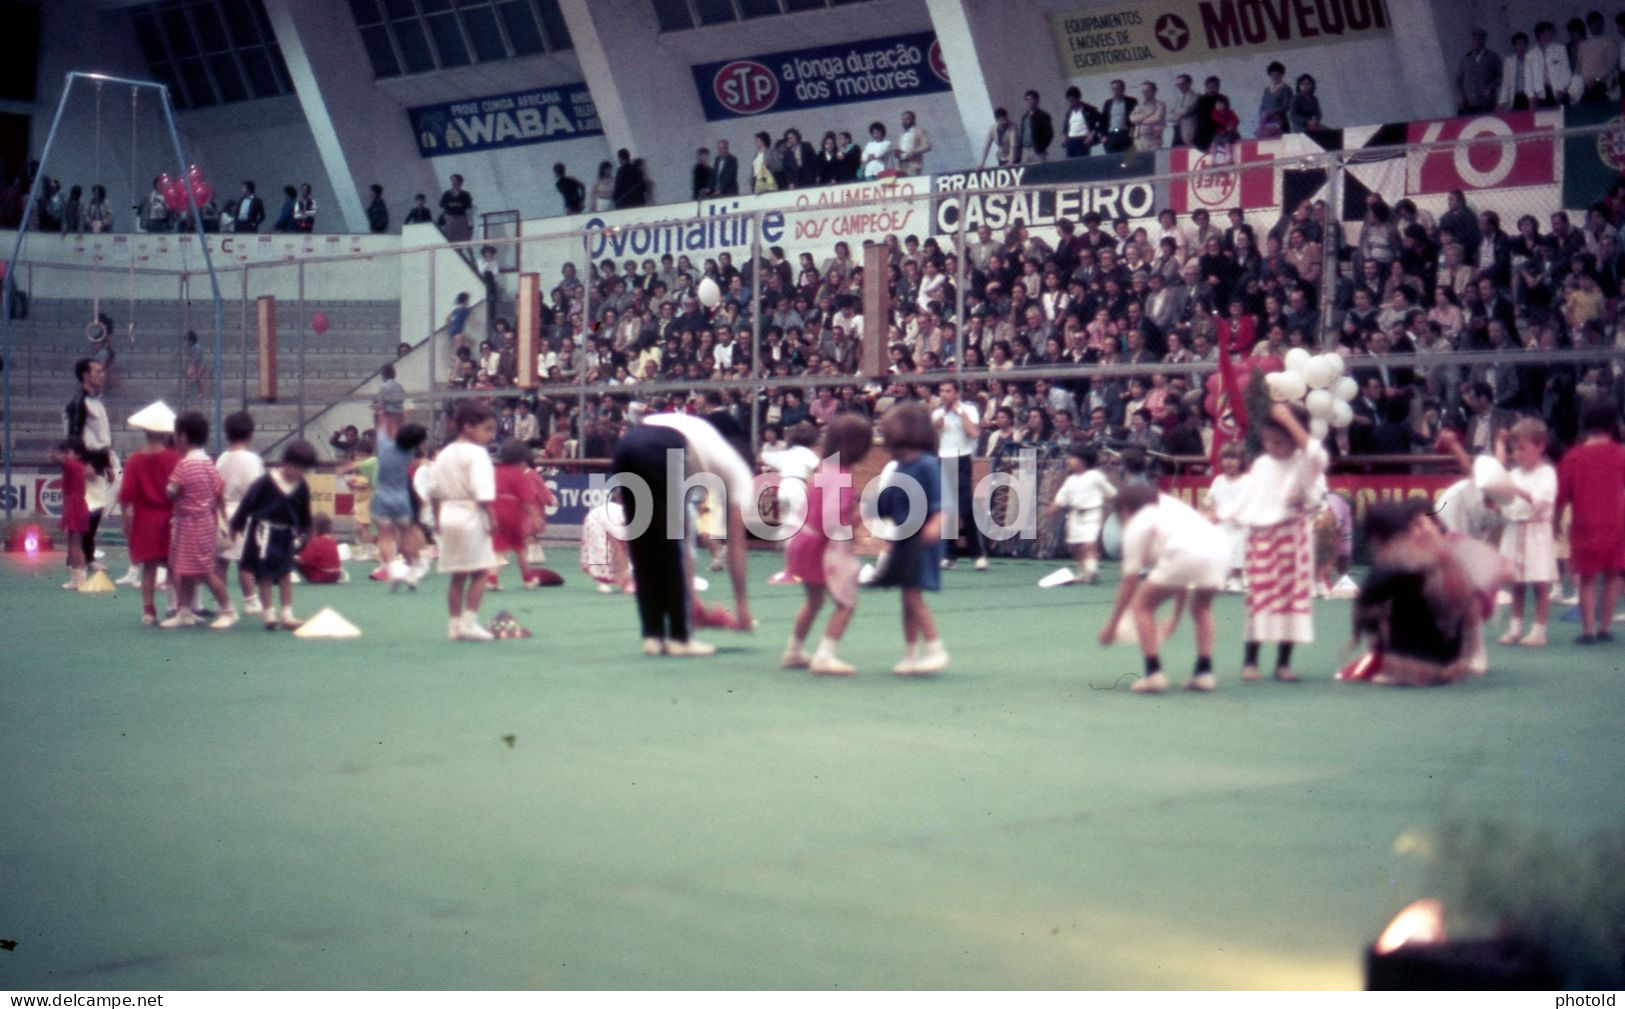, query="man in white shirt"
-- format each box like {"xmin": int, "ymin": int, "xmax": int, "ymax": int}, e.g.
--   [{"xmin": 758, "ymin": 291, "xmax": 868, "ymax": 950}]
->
[
  {"xmin": 1533, "ymin": 21, "xmax": 1575, "ymax": 105},
  {"xmin": 1062, "ymin": 86, "xmax": 1101, "ymax": 158},
  {"xmin": 1498, "ymin": 32, "xmax": 1543, "ymax": 110},
  {"xmin": 897, "ymin": 110, "xmax": 932, "ymax": 175},
  {"xmin": 63, "ymin": 358, "xmax": 114, "ymax": 577},
  {"xmin": 932, "ymin": 381, "xmax": 987, "ymax": 570}
]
